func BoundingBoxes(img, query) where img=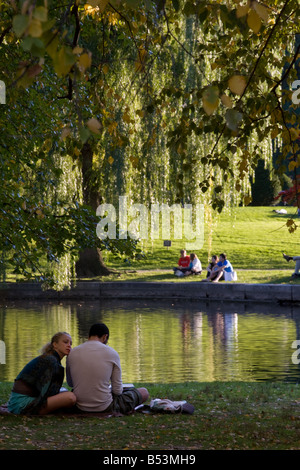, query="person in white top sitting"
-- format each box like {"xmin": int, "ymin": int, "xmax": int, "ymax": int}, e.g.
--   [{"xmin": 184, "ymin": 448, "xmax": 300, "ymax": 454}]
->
[
  {"xmin": 66, "ymin": 323, "xmax": 149, "ymax": 414},
  {"xmin": 184, "ymin": 253, "xmax": 202, "ymax": 276}
]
